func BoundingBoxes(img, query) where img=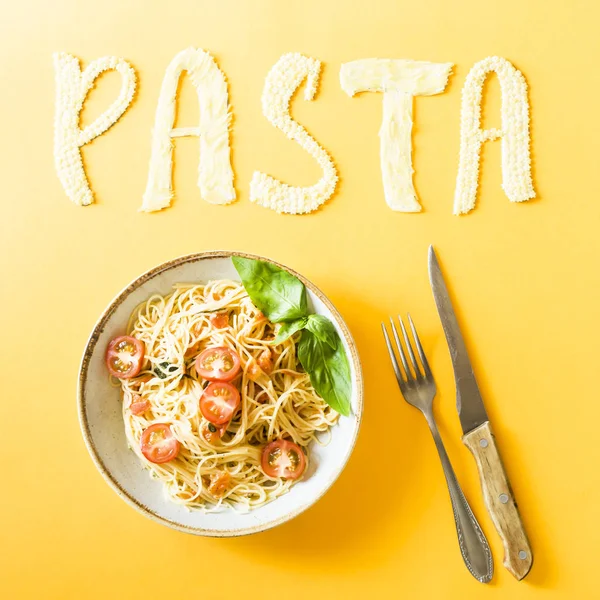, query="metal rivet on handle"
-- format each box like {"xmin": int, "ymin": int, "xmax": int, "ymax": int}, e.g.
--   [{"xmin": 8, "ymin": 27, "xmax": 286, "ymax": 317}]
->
[
  {"xmin": 499, "ymin": 493, "xmax": 509, "ymax": 504},
  {"xmin": 519, "ymin": 551, "xmax": 527, "ymax": 560},
  {"xmin": 479, "ymin": 439, "xmax": 488, "ymax": 448}
]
